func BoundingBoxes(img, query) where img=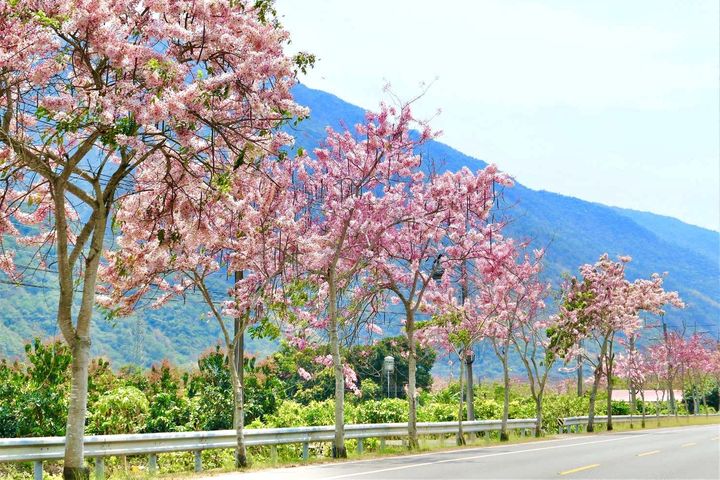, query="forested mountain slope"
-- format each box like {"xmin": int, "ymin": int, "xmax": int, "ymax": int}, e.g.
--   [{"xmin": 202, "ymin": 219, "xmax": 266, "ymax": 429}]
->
[{"xmin": 1, "ymin": 84, "xmax": 717, "ymax": 368}]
